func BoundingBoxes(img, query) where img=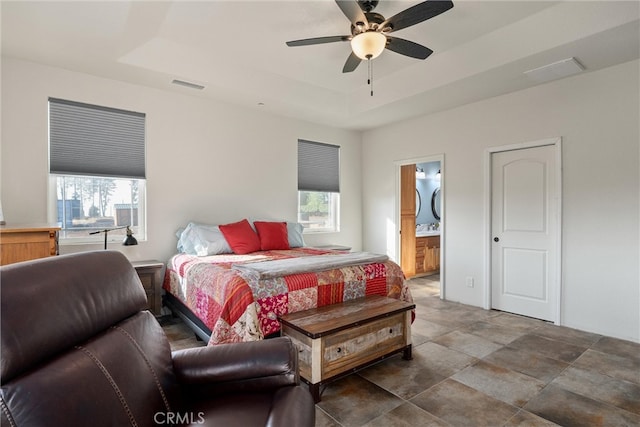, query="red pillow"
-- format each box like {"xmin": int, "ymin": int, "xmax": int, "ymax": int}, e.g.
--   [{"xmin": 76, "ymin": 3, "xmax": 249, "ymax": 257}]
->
[
  {"xmin": 254, "ymin": 221, "xmax": 290, "ymax": 251},
  {"xmin": 219, "ymin": 219, "xmax": 261, "ymax": 254}
]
